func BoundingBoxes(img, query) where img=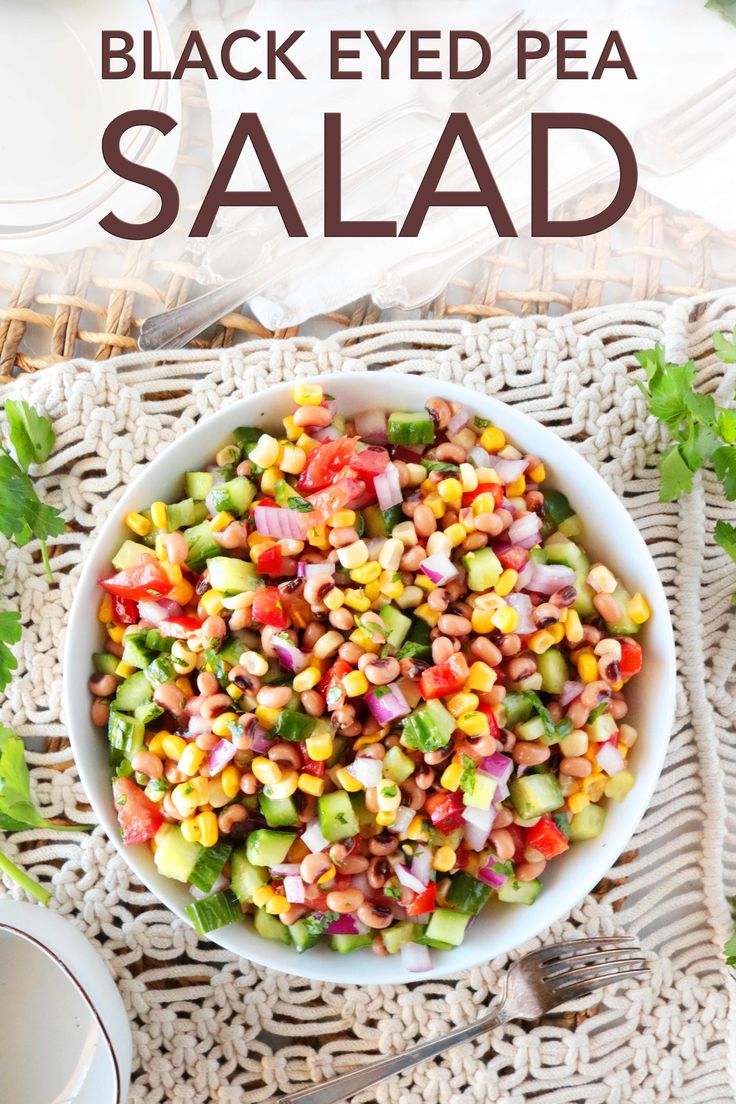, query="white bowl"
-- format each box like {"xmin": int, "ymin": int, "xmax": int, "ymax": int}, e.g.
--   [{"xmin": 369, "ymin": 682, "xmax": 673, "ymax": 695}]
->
[{"xmin": 64, "ymin": 372, "xmax": 676, "ymax": 984}]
